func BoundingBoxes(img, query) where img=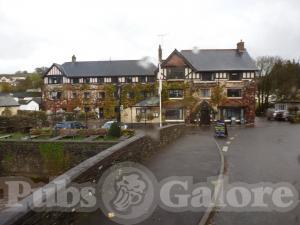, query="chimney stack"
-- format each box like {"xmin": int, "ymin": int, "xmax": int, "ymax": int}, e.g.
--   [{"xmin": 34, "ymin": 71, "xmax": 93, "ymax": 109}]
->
[
  {"xmin": 72, "ymin": 55, "xmax": 76, "ymax": 63},
  {"xmin": 158, "ymin": 45, "xmax": 162, "ymax": 63},
  {"xmin": 237, "ymin": 40, "xmax": 245, "ymax": 53}
]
